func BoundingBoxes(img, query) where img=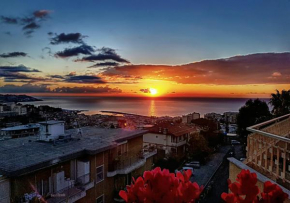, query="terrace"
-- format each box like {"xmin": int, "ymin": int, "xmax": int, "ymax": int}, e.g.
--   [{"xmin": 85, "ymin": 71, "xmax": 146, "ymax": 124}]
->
[
  {"xmin": 107, "ymin": 150, "xmax": 157, "ymax": 177},
  {"xmin": 246, "ymin": 114, "xmax": 290, "ymax": 189}
]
